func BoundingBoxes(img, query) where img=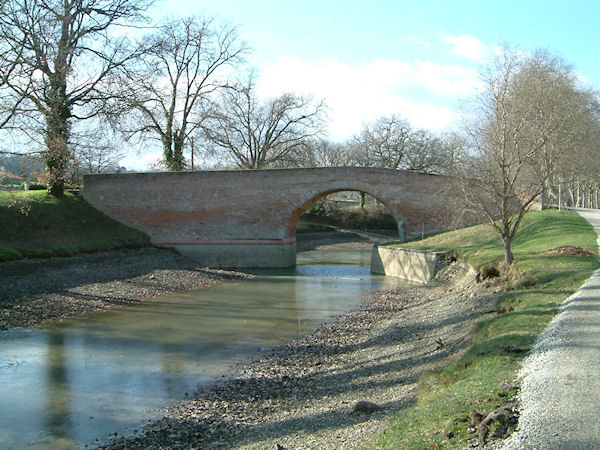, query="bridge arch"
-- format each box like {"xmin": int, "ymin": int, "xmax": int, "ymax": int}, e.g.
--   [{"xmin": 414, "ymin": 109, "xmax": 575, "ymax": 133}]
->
[
  {"xmin": 83, "ymin": 167, "xmax": 453, "ymax": 268},
  {"xmin": 287, "ymin": 188, "xmax": 404, "ymax": 238}
]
